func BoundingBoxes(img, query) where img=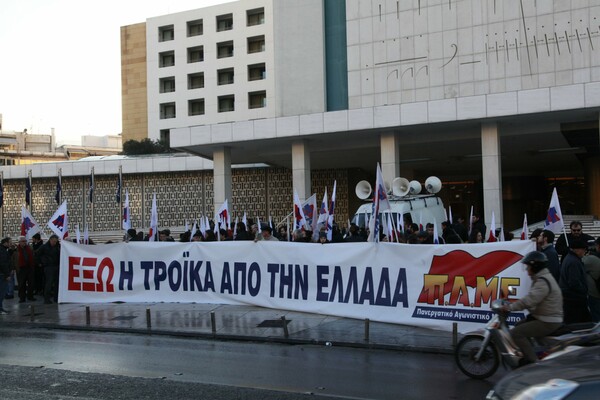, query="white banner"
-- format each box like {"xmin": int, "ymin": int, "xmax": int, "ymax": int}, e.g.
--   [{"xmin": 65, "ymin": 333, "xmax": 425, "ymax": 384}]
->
[{"xmin": 59, "ymin": 240, "xmax": 534, "ymax": 332}]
